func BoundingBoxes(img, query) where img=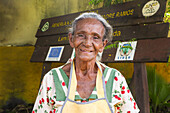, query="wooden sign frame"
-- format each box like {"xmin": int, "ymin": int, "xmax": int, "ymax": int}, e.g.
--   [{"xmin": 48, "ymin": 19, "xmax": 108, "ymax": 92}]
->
[{"xmin": 30, "ymin": 0, "xmax": 169, "ymax": 113}]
